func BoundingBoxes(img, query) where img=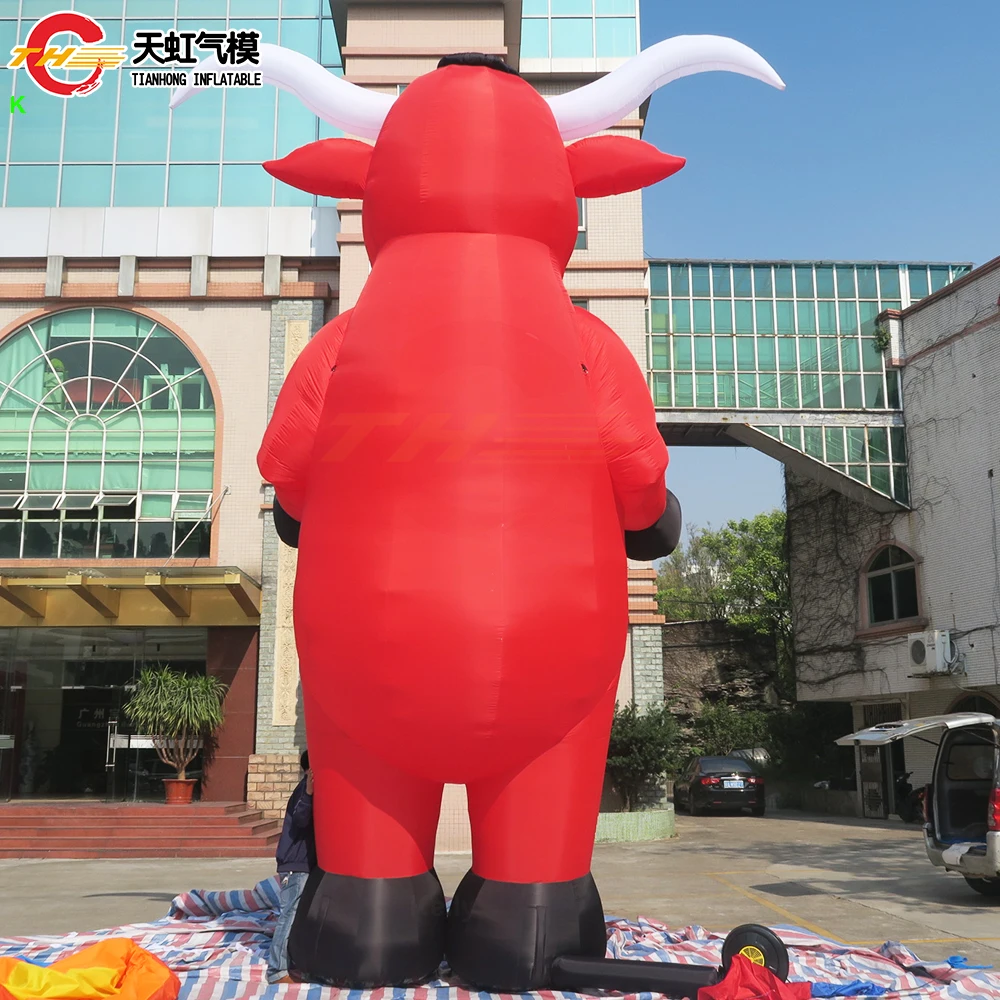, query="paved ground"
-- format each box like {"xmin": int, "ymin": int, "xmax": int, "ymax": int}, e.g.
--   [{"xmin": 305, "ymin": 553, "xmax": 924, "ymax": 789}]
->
[{"xmin": 1, "ymin": 812, "xmax": 998, "ymax": 966}]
